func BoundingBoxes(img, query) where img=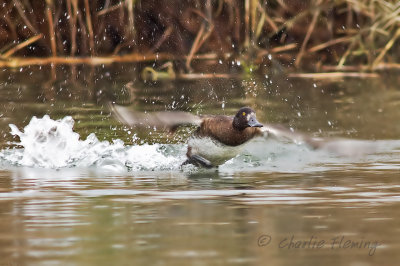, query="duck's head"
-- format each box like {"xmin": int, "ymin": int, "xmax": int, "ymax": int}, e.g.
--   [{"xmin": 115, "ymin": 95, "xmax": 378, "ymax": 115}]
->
[{"xmin": 233, "ymin": 107, "xmax": 263, "ymax": 131}]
